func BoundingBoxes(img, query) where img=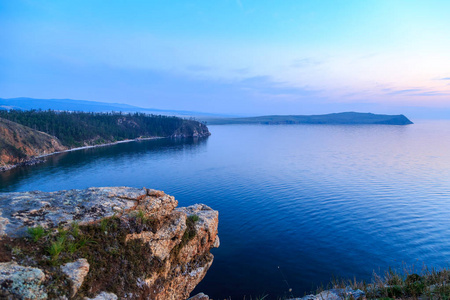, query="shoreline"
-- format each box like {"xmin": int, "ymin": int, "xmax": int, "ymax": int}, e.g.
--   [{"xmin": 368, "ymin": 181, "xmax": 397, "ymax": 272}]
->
[
  {"xmin": 37, "ymin": 136, "xmax": 164, "ymax": 158},
  {"xmin": 0, "ymin": 136, "xmax": 164, "ymax": 173}
]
